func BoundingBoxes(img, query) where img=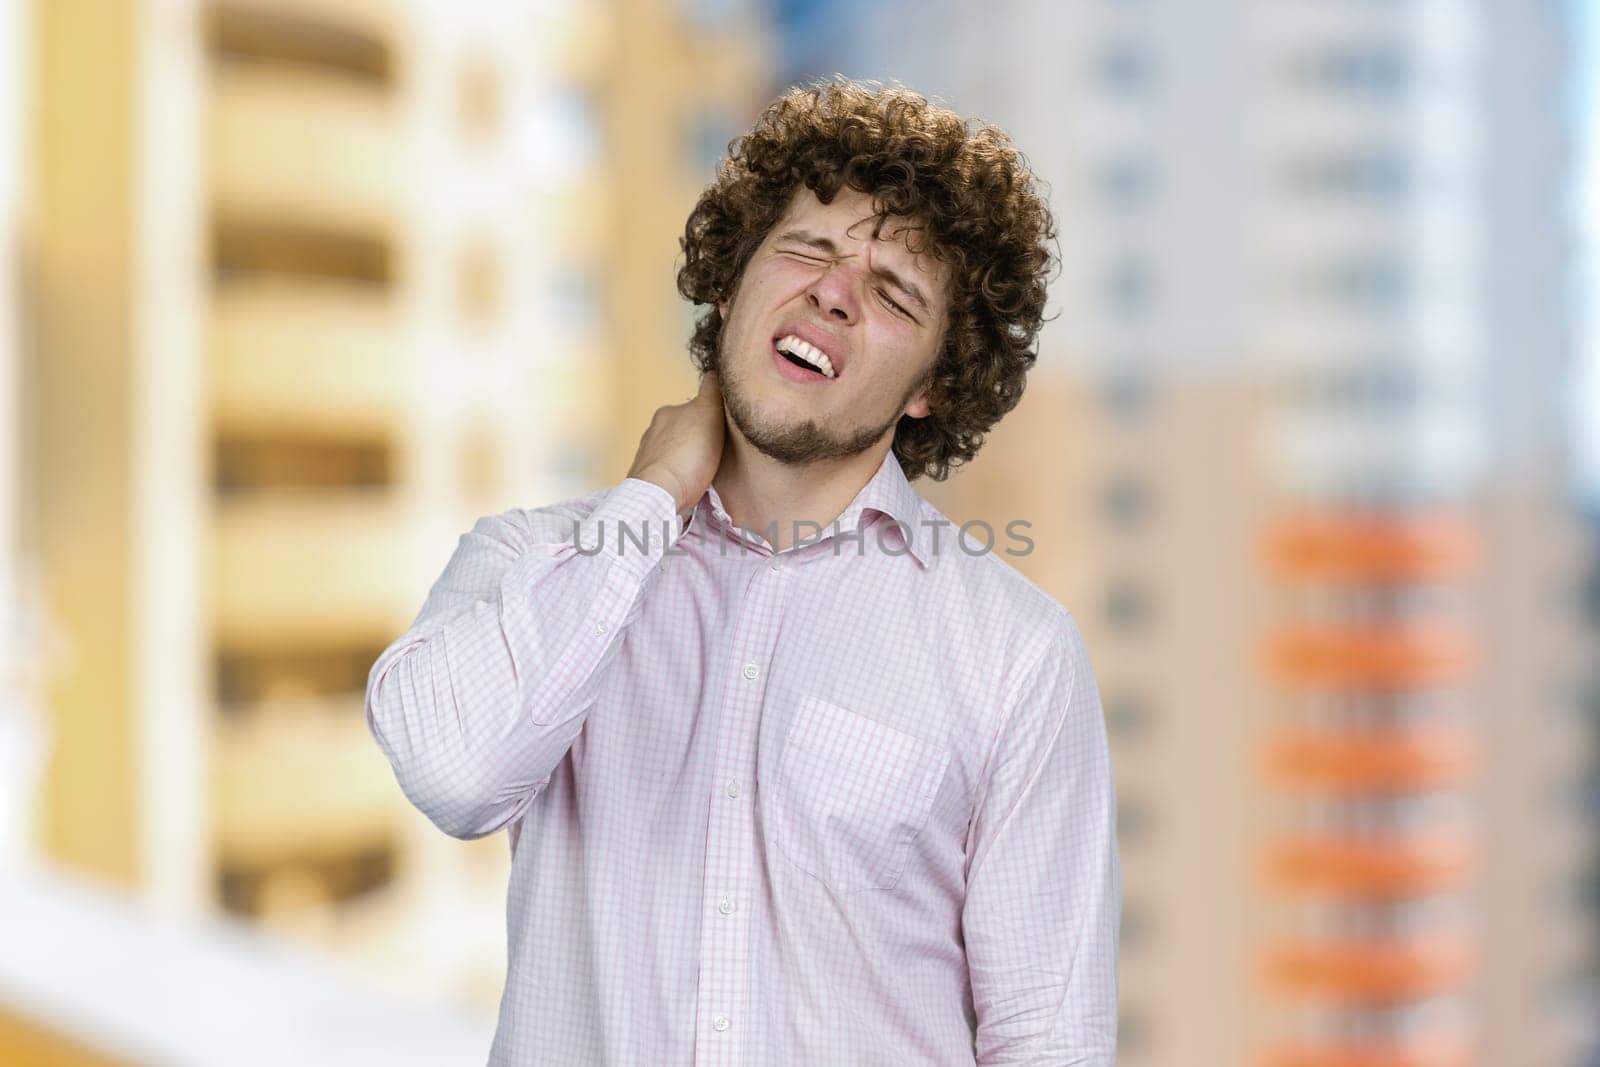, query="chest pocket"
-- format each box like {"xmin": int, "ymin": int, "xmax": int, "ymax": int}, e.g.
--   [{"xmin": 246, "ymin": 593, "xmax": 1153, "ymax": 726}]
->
[{"xmin": 772, "ymin": 695, "xmax": 951, "ymax": 894}]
